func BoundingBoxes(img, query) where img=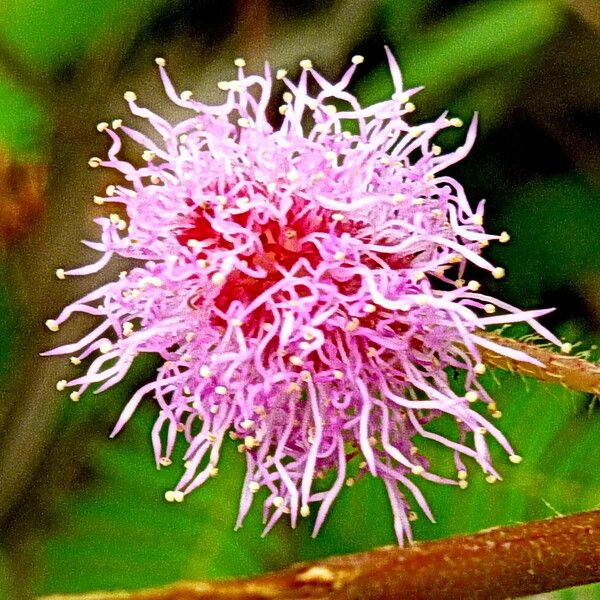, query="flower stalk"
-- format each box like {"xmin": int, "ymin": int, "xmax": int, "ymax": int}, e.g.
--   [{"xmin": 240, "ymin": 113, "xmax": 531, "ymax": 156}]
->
[
  {"xmin": 39, "ymin": 508, "xmax": 600, "ymax": 600},
  {"xmin": 478, "ymin": 331, "xmax": 600, "ymax": 396}
]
